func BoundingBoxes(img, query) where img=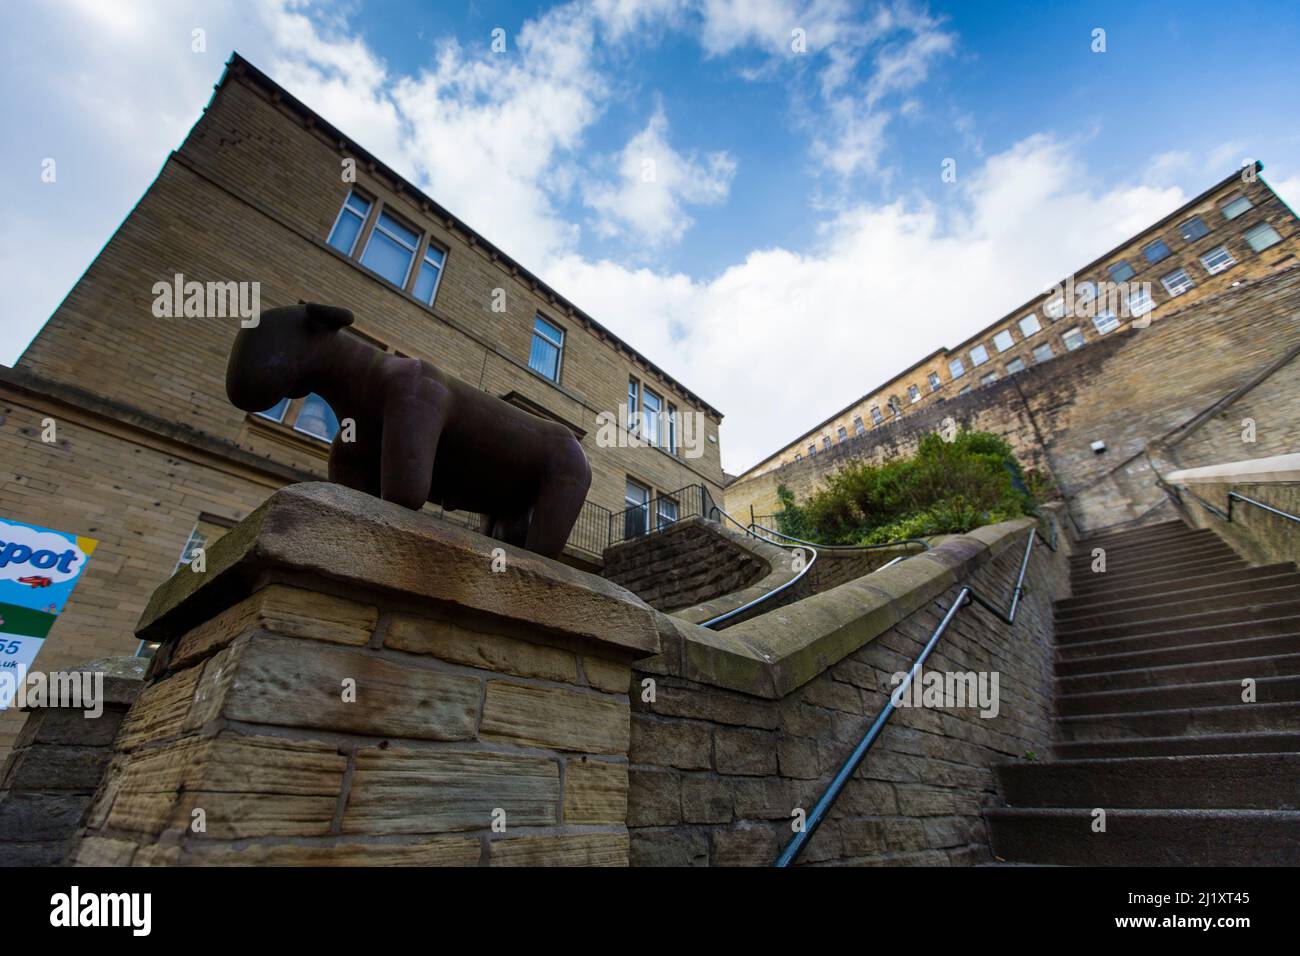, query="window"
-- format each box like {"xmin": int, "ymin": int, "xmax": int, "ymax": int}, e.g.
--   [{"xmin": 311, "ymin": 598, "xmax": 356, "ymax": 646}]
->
[
  {"xmin": 1107, "ymin": 260, "xmax": 1135, "ymax": 283},
  {"xmin": 327, "ymin": 191, "xmax": 372, "ymax": 256},
  {"xmin": 794, "ymin": 453, "xmax": 802, "ymax": 461},
  {"xmin": 808, "ymin": 444, "xmax": 817, "ymax": 456},
  {"xmin": 1032, "ymin": 343, "xmax": 1055, "ymax": 363},
  {"xmin": 1200, "ymin": 245, "xmax": 1236, "ymax": 274},
  {"xmin": 837, "ymin": 425, "xmax": 848, "ymax": 441},
  {"xmin": 853, "ymin": 417, "xmax": 865, "ymax": 436},
  {"xmin": 1161, "ymin": 267, "xmax": 1195, "ymax": 296},
  {"xmin": 627, "ymin": 378, "xmax": 639, "ymax": 430},
  {"xmin": 1042, "ymin": 297, "xmax": 1066, "ymax": 320},
  {"xmin": 1142, "ymin": 239, "xmax": 1172, "ymax": 264},
  {"xmin": 667, "ymin": 404, "xmax": 678, "ymax": 455},
  {"xmin": 1179, "ymin": 216, "xmax": 1209, "ymax": 242},
  {"xmin": 529, "ymin": 316, "xmax": 564, "ymax": 382},
  {"xmin": 413, "ymin": 244, "xmax": 446, "ymax": 306},
  {"xmin": 993, "ymin": 330, "xmax": 1015, "ymax": 352},
  {"xmin": 360, "ymin": 211, "xmax": 420, "ymax": 288},
  {"xmin": 294, "ymin": 393, "xmax": 340, "ymax": 442},
  {"xmin": 969, "ymin": 344, "xmax": 989, "ymax": 367},
  {"xmin": 255, "ymin": 398, "xmax": 290, "ymax": 423},
  {"xmin": 173, "ymin": 516, "xmax": 233, "ymax": 575},
  {"xmin": 656, "ymin": 496, "xmax": 678, "ymax": 530},
  {"xmin": 1018, "ymin": 313, "xmax": 1042, "ymax": 337},
  {"xmin": 907, "ymin": 384, "xmax": 921, "ymax": 403},
  {"xmin": 980, "ymin": 371, "xmax": 997, "ymax": 384},
  {"xmin": 1220, "ymin": 194, "xmax": 1252, "ymax": 220},
  {"xmin": 1244, "ymin": 222, "xmax": 1283, "ymax": 252},
  {"xmin": 959, "ymin": 385, "xmax": 971, "ymax": 395},
  {"xmin": 1128, "ymin": 287, "xmax": 1155, "ymax": 317},
  {"xmin": 870, "ymin": 407, "xmax": 883, "ymax": 425},
  {"xmin": 928, "ymin": 372, "xmax": 942, "ymax": 391},
  {"xmin": 948, "ymin": 357, "xmax": 966, "ymax": 378},
  {"xmin": 624, "ymin": 479, "xmax": 650, "ymax": 538},
  {"xmin": 1062, "ymin": 326, "xmax": 1085, "ymax": 351},
  {"xmin": 1075, "ymin": 282, "xmax": 1097, "ymax": 306},
  {"xmin": 822, "ymin": 436, "xmax": 831, "ymax": 451},
  {"xmin": 1092, "ymin": 311, "xmax": 1120, "ymax": 335},
  {"xmin": 1005, "ymin": 358, "xmax": 1026, "ymax": 375},
  {"xmin": 643, "ymin": 388, "xmax": 663, "ymax": 446}
]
